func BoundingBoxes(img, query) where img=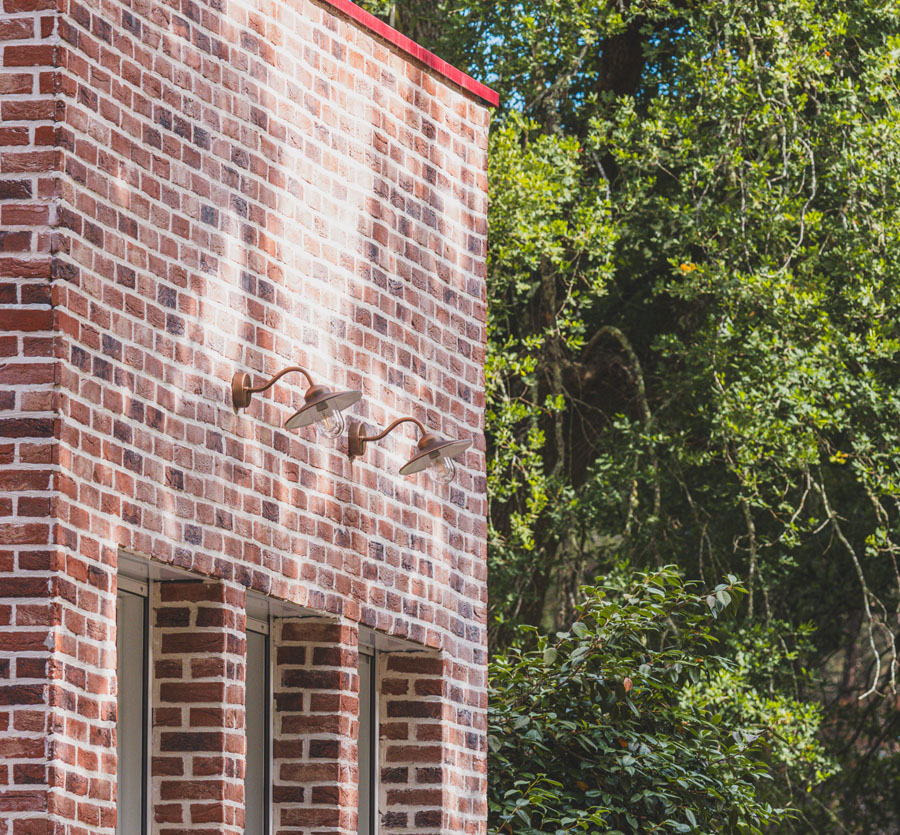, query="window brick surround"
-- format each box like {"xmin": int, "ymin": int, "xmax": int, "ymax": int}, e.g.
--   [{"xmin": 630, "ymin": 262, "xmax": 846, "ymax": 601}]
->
[
  {"xmin": 0, "ymin": 0, "xmax": 490, "ymax": 830},
  {"xmin": 273, "ymin": 618, "xmax": 359, "ymax": 835},
  {"xmin": 152, "ymin": 579, "xmax": 246, "ymax": 834}
]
